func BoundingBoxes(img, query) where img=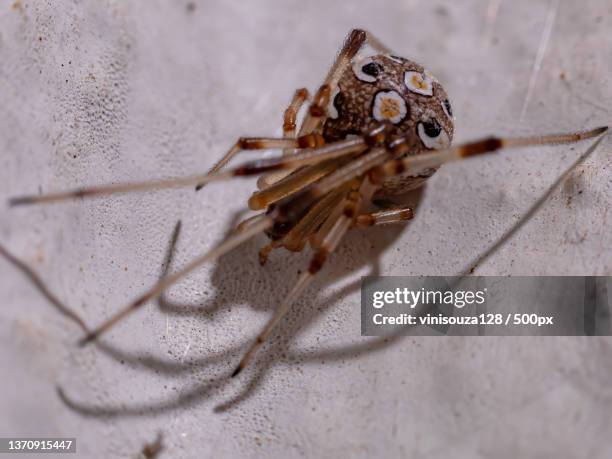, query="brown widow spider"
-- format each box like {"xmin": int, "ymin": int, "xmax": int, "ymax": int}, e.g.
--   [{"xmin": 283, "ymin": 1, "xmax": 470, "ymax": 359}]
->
[{"xmin": 9, "ymin": 29, "xmax": 607, "ymax": 377}]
